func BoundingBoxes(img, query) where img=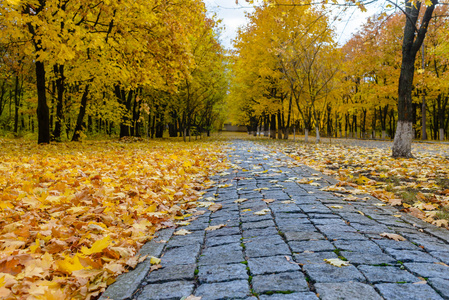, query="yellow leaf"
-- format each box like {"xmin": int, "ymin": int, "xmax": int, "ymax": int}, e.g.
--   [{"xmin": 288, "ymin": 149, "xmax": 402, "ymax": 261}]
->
[
  {"xmin": 55, "ymin": 255, "xmax": 84, "ymax": 274},
  {"xmin": 324, "ymin": 258, "xmax": 350, "ymax": 267},
  {"xmin": 150, "ymin": 257, "xmax": 161, "ymax": 265},
  {"xmin": 254, "ymin": 209, "xmax": 270, "ymax": 215},
  {"xmin": 81, "ymin": 235, "xmax": 111, "ymax": 255}
]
